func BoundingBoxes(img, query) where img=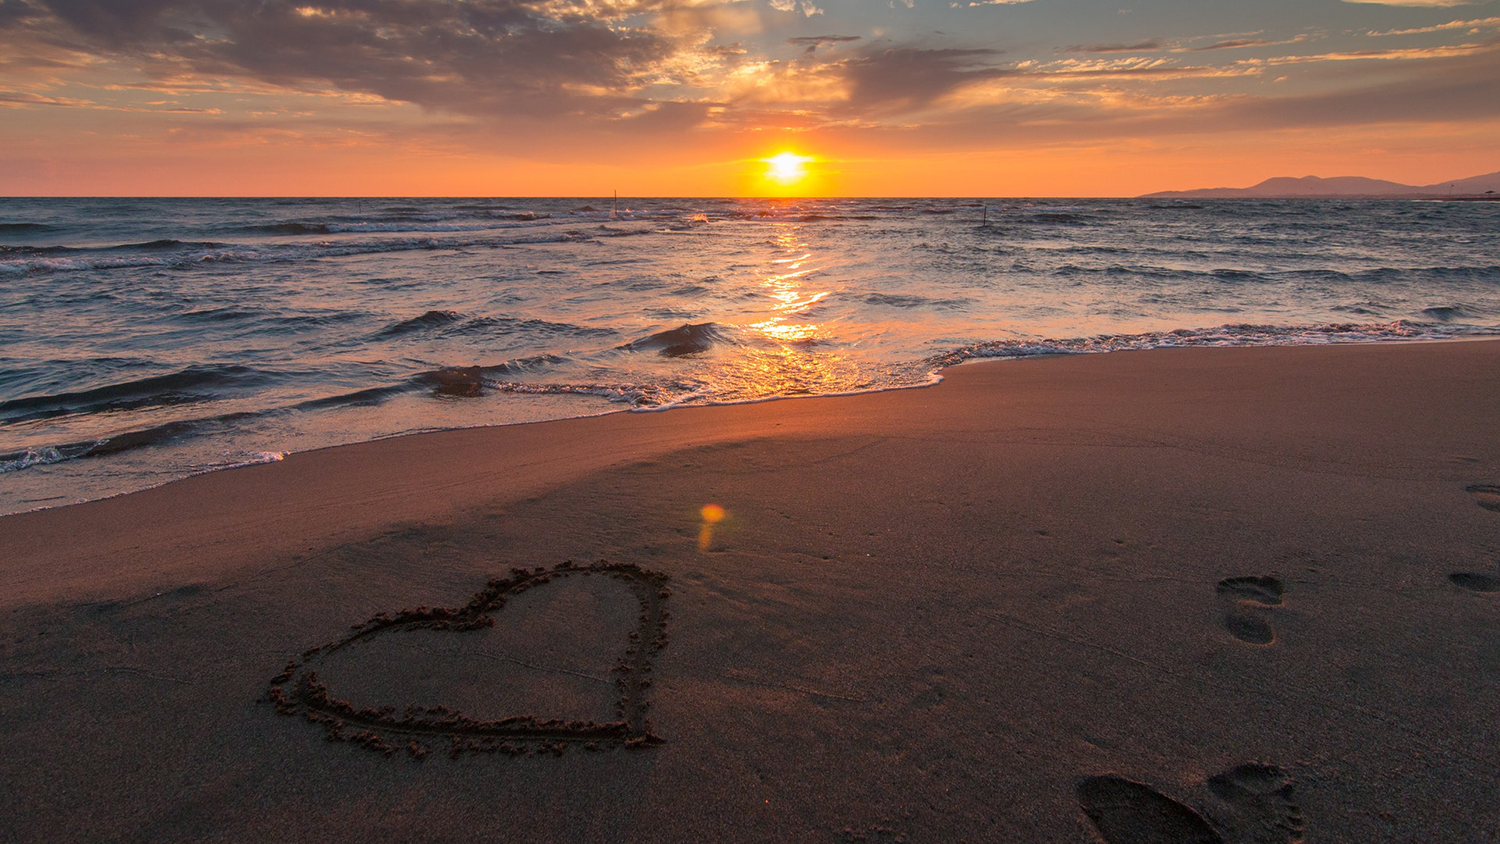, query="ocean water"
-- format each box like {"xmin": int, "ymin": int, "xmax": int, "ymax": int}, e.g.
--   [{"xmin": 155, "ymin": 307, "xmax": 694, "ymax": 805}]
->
[{"xmin": 2, "ymin": 196, "xmax": 1498, "ymax": 515}]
